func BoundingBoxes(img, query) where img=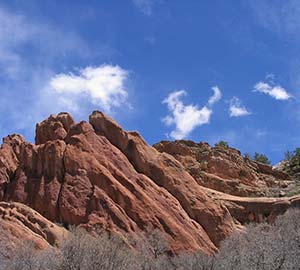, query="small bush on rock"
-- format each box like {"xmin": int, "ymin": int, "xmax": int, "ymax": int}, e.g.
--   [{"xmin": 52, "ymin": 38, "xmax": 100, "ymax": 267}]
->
[
  {"xmin": 253, "ymin": 152, "xmax": 271, "ymax": 165},
  {"xmin": 215, "ymin": 141, "xmax": 229, "ymax": 148}
]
